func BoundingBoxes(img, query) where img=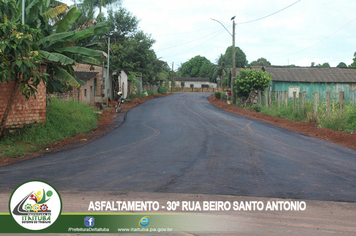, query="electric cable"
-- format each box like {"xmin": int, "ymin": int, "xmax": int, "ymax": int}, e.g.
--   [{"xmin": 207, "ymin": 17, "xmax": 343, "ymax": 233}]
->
[
  {"xmin": 163, "ymin": 29, "xmax": 225, "ymax": 59},
  {"xmin": 269, "ymin": 16, "xmax": 356, "ymax": 58},
  {"xmin": 156, "ymin": 29, "xmax": 226, "ymax": 52},
  {"xmin": 236, "ymin": 0, "xmax": 301, "ymax": 24}
]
